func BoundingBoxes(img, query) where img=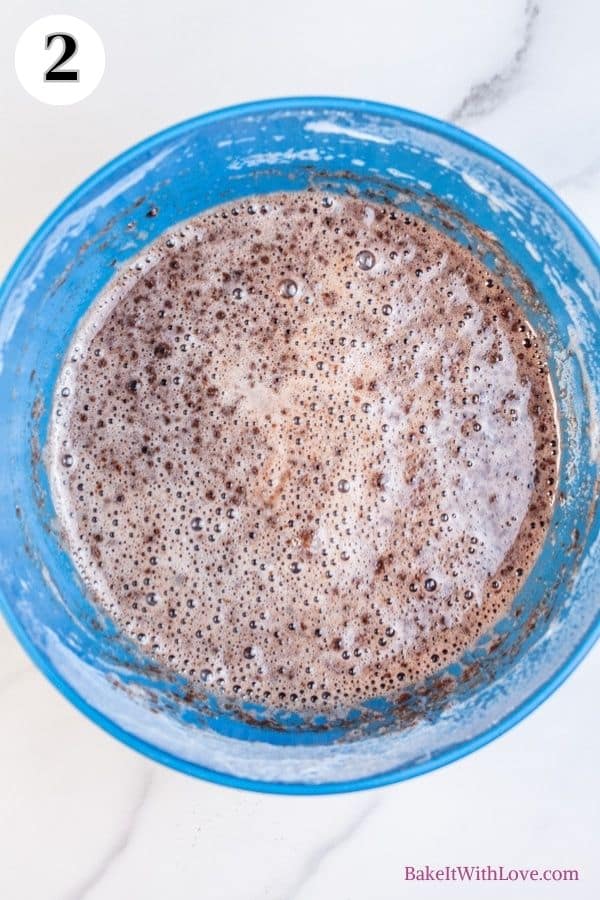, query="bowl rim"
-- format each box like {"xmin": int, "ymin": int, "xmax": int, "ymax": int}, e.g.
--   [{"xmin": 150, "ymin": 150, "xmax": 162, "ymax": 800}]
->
[{"xmin": 1, "ymin": 94, "xmax": 599, "ymax": 795}]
